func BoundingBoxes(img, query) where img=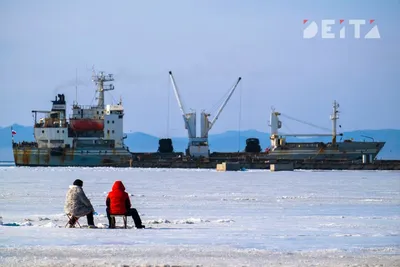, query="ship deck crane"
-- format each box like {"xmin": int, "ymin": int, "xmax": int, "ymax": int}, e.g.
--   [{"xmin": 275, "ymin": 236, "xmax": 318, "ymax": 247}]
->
[
  {"xmin": 169, "ymin": 71, "xmax": 197, "ymax": 140},
  {"xmin": 269, "ymin": 101, "xmax": 343, "ymax": 148},
  {"xmin": 169, "ymin": 71, "xmax": 241, "ymax": 158},
  {"xmin": 200, "ymin": 77, "xmax": 242, "ymax": 139}
]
